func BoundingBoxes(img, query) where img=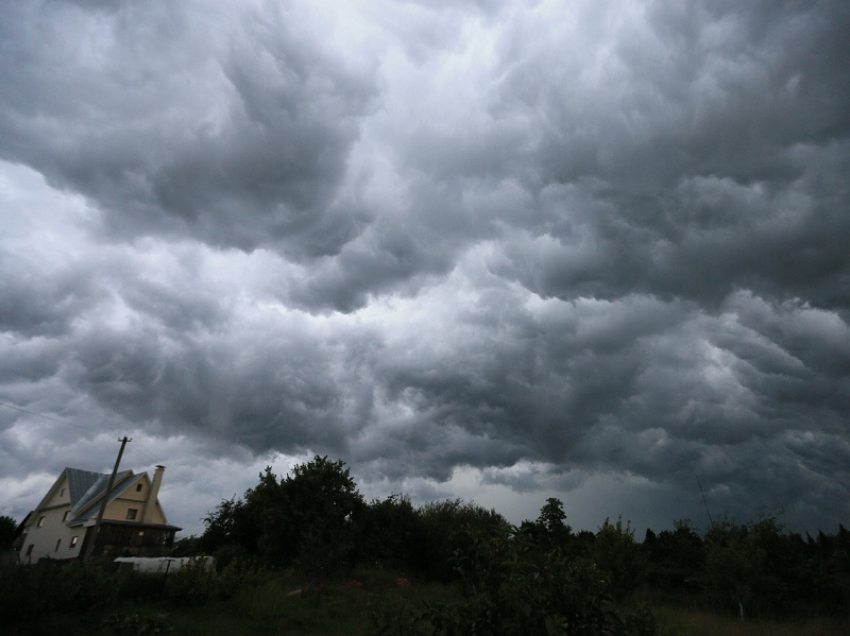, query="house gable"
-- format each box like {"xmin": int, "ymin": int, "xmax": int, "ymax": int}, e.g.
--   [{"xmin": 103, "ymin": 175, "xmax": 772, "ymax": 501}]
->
[
  {"xmin": 19, "ymin": 465, "xmax": 180, "ymax": 563},
  {"xmin": 41, "ymin": 475, "xmax": 70, "ymax": 509}
]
